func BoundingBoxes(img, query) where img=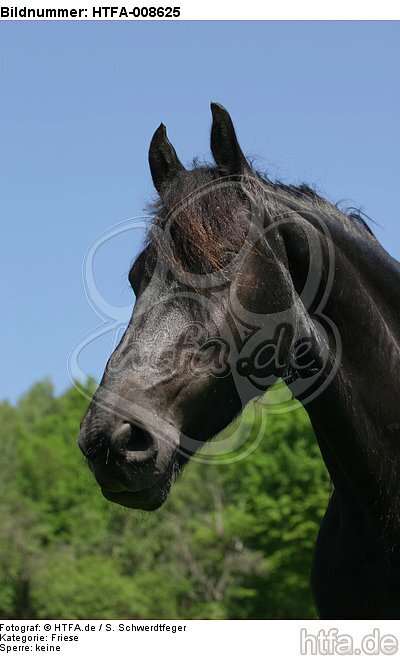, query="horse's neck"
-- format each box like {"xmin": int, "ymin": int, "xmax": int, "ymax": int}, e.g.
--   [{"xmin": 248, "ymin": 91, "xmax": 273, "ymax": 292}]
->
[{"xmin": 302, "ymin": 223, "xmax": 400, "ymax": 547}]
